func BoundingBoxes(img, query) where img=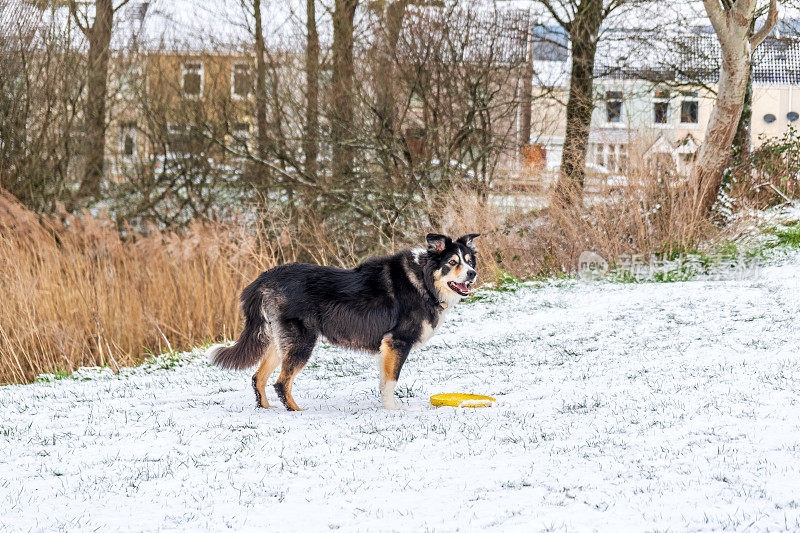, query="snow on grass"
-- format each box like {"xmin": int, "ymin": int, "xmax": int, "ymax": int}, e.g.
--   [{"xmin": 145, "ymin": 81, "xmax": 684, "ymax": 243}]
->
[{"xmin": 2, "ymin": 253, "xmax": 800, "ymax": 531}]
